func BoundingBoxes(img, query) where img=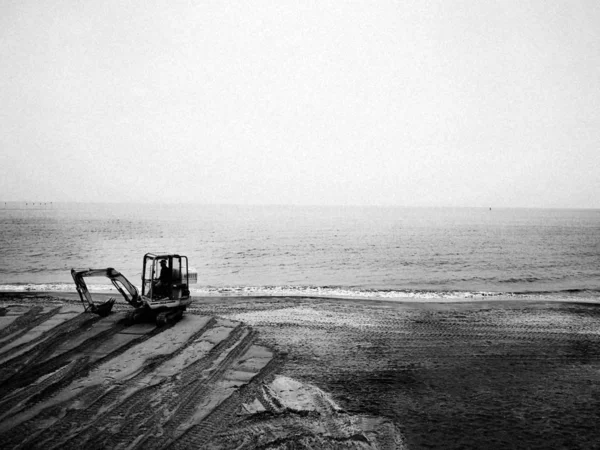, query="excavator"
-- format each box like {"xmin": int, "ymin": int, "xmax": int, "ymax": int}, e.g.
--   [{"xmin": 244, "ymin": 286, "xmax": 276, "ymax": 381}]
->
[{"xmin": 71, "ymin": 253, "xmax": 197, "ymax": 326}]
